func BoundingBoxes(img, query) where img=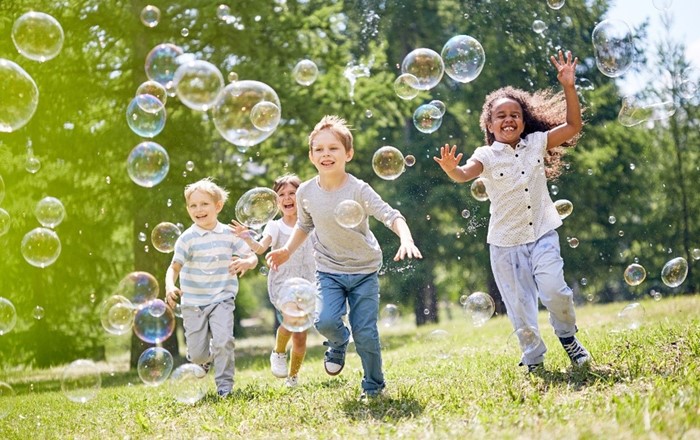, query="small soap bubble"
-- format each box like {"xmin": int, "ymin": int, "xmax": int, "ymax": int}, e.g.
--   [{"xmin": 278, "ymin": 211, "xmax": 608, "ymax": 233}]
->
[
  {"xmin": 334, "ymin": 200, "xmax": 365, "ymax": 228},
  {"xmin": 249, "ymin": 101, "xmax": 281, "ymax": 132},
  {"xmin": 173, "ymin": 60, "xmax": 224, "ymax": 112},
  {"xmin": 133, "ymin": 300, "xmax": 176, "ymax": 344},
  {"xmin": 151, "ymin": 222, "xmax": 181, "ymax": 253},
  {"xmin": 138, "ymin": 232, "xmax": 147, "ymax": 242},
  {"xmin": 0, "ymin": 59, "xmax": 39, "ymax": 132},
  {"xmin": 567, "ymin": 237, "xmax": 579, "ymax": 248},
  {"xmin": 401, "ymin": 48, "xmax": 444, "ymax": 90},
  {"xmin": 32, "ymin": 305, "xmax": 45, "ymax": 320},
  {"xmin": 35, "ymin": 196, "xmax": 65, "ymax": 228},
  {"xmin": 380, "ymin": 304, "xmax": 400, "ymax": 327},
  {"xmin": 140, "ymin": 5, "xmax": 161, "ymax": 28},
  {"xmin": 463, "ymin": 292, "xmax": 495, "ymax": 327},
  {"xmin": 404, "ymin": 154, "xmax": 416, "ymax": 167},
  {"xmin": 617, "ymin": 302, "xmax": 645, "ymax": 330},
  {"xmin": 148, "ymin": 298, "xmax": 167, "ymax": 318},
  {"xmin": 461, "ymin": 209, "xmax": 470, "ymax": 219},
  {"xmin": 275, "ymin": 278, "xmax": 321, "ymax": 332},
  {"xmin": 691, "ymin": 248, "xmax": 700, "ymax": 260},
  {"xmin": 554, "ymin": 199, "xmax": 573, "ymax": 219},
  {"xmin": 428, "ymin": 100, "xmax": 446, "ymax": 116},
  {"xmin": 470, "ymin": 178, "xmax": 488, "ymax": 201},
  {"xmin": 115, "ymin": 271, "xmax": 159, "ymax": 305},
  {"xmin": 127, "ymin": 141, "xmax": 170, "ymax": 188},
  {"xmin": 547, "ymin": 0, "xmax": 566, "ymax": 10},
  {"xmin": 580, "ymin": 278, "xmax": 588, "ymax": 286},
  {"xmin": 259, "ymin": 266, "xmax": 269, "ymax": 276},
  {"xmin": 137, "ymin": 347, "xmax": 173, "ymax": 386},
  {"xmin": 170, "ymin": 364, "xmax": 207, "ymax": 405},
  {"xmin": 393, "ymin": 73, "xmax": 420, "ymax": 100},
  {"xmin": 592, "ymin": 19, "xmax": 634, "ymax": 78},
  {"xmin": 227, "ymin": 71, "xmax": 238, "ymax": 83},
  {"xmin": 608, "ymin": 215, "xmax": 616, "ymax": 224},
  {"xmin": 136, "ymin": 80, "xmax": 167, "ymax": 106},
  {"xmin": 661, "ymin": 257, "xmax": 688, "ymax": 288},
  {"xmin": 25, "ymin": 155, "xmax": 41, "ymax": 173},
  {"xmin": 623, "ymin": 263, "xmax": 646, "ymax": 286},
  {"xmin": 21, "ymin": 227, "xmax": 62, "ymax": 268},
  {"xmin": 372, "ymin": 146, "xmax": 405, "ymax": 180},
  {"xmin": 100, "ymin": 295, "xmax": 135, "ymax": 335},
  {"xmin": 292, "ymin": 59, "xmax": 319, "ymax": 86},
  {"xmin": 12, "ymin": 12, "xmax": 64, "ymax": 62},
  {"xmin": 412, "ymin": 103, "xmax": 442, "ymax": 134},
  {"xmin": 126, "ymin": 94, "xmax": 166, "ymax": 138},
  {"xmin": 532, "ymin": 20, "xmax": 547, "ymax": 34},
  {"xmin": 235, "ymin": 187, "xmax": 279, "ymax": 229}
]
